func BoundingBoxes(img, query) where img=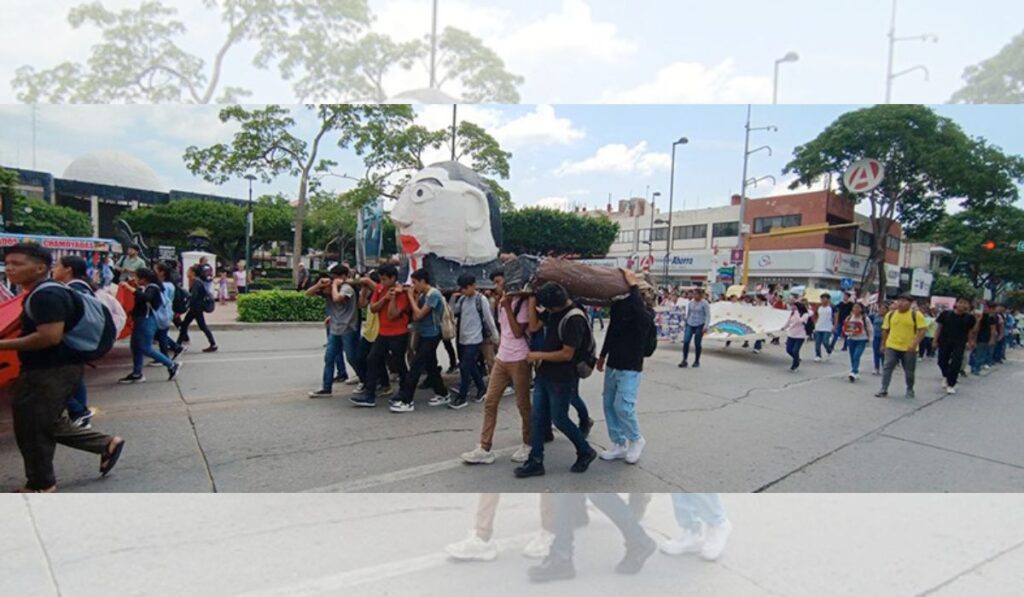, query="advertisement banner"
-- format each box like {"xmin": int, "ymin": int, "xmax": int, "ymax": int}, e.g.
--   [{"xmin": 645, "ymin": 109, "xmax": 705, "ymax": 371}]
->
[{"xmin": 357, "ymin": 200, "xmax": 384, "ymax": 270}]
